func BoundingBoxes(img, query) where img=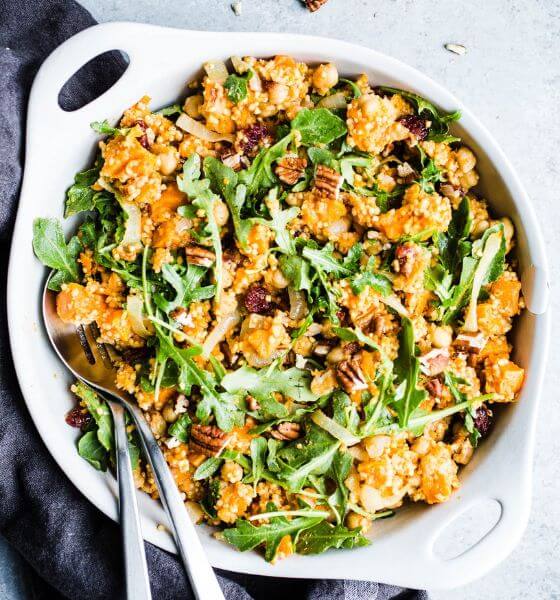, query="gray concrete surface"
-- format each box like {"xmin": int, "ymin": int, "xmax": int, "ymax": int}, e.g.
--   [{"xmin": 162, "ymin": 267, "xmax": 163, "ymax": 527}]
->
[{"xmin": 3, "ymin": 1, "xmax": 559, "ymax": 598}]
